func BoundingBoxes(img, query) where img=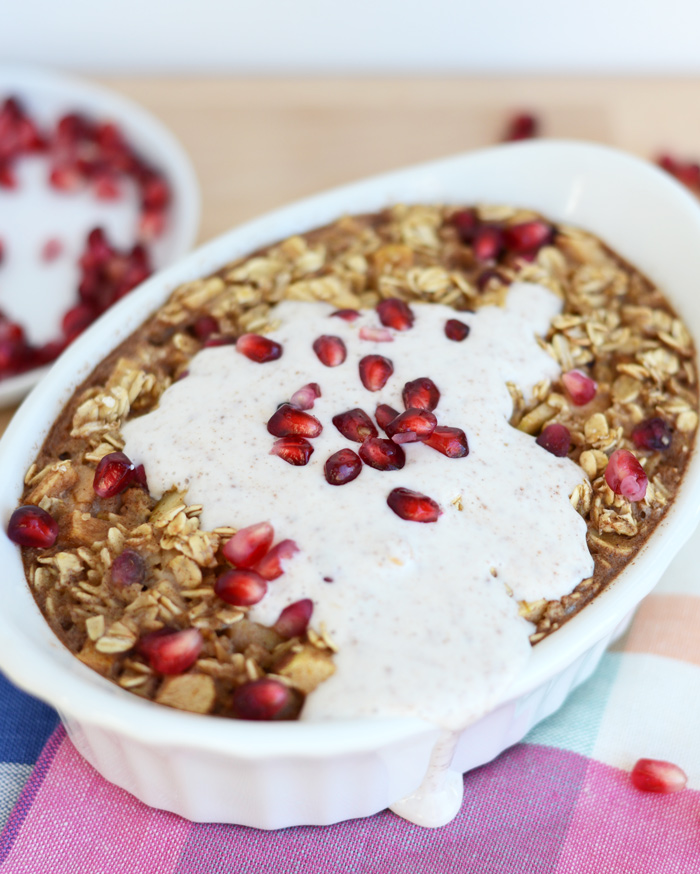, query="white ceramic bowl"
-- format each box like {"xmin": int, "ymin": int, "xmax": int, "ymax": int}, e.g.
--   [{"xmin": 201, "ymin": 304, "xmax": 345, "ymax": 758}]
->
[
  {"xmin": 0, "ymin": 65, "xmax": 200, "ymax": 405},
  {"xmin": 0, "ymin": 140, "xmax": 699, "ymax": 829}
]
